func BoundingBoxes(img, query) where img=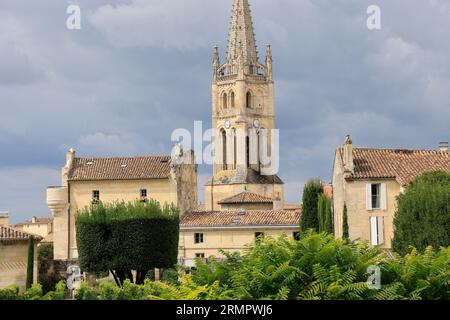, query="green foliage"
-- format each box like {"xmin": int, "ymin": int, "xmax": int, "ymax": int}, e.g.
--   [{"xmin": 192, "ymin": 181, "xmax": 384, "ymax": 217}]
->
[
  {"xmin": 38, "ymin": 243, "xmax": 62, "ymax": 294},
  {"xmin": 23, "ymin": 284, "xmax": 43, "ymax": 300},
  {"xmin": 393, "ymin": 171, "xmax": 450, "ymax": 255},
  {"xmin": 0, "ymin": 285, "xmax": 20, "ymax": 300},
  {"xmin": 26, "ymin": 236, "xmax": 35, "ymax": 289},
  {"xmin": 3, "ymin": 234, "xmax": 449, "ymax": 301},
  {"xmin": 342, "ymin": 203, "xmax": 349, "ymax": 241},
  {"xmin": 76, "ymin": 200, "xmax": 180, "ymax": 285},
  {"xmin": 75, "ymin": 282, "xmax": 98, "ymax": 300},
  {"xmin": 300, "ymin": 179, "xmax": 324, "ymax": 232},
  {"xmin": 318, "ymin": 194, "xmax": 333, "ymax": 234}
]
